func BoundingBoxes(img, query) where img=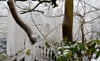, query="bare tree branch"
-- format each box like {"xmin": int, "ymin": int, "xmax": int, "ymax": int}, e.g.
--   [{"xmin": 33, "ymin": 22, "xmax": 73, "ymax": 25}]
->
[
  {"xmin": 21, "ymin": 1, "xmax": 50, "ymax": 14},
  {"xmin": 81, "ymin": 0, "xmax": 100, "ymax": 10}
]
